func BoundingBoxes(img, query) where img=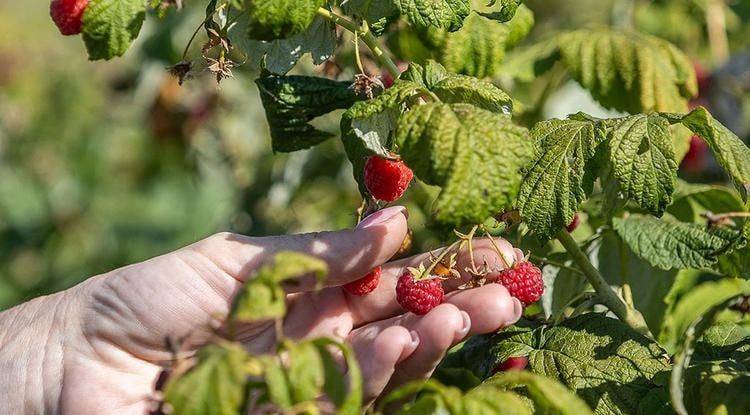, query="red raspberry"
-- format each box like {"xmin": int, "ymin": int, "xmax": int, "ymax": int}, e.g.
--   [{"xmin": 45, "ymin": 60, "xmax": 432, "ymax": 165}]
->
[
  {"xmin": 343, "ymin": 266, "xmax": 381, "ymax": 296},
  {"xmin": 492, "ymin": 356, "xmax": 528, "ymax": 374},
  {"xmin": 497, "ymin": 261, "xmax": 544, "ymax": 306},
  {"xmin": 566, "ymin": 213, "xmax": 580, "ymax": 232},
  {"xmin": 396, "ymin": 272, "xmax": 444, "ymax": 315},
  {"xmin": 50, "ymin": 0, "xmax": 89, "ymax": 36},
  {"xmin": 364, "ymin": 155, "xmax": 414, "ymax": 202}
]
